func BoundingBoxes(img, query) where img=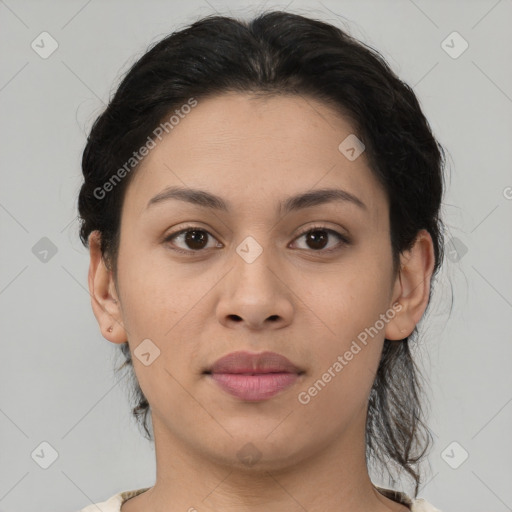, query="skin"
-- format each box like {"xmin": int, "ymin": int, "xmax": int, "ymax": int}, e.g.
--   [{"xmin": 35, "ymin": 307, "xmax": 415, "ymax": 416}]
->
[{"xmin": 88, "ymin": 92, "xmax": 435, "ymax": 512}]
